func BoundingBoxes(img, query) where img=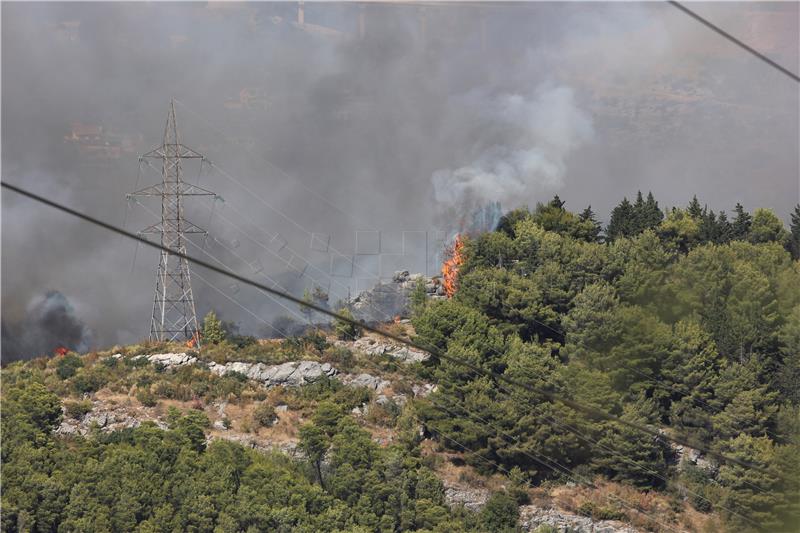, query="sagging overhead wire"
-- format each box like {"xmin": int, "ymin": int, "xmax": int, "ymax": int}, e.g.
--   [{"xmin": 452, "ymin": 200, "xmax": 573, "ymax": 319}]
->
[
  {"xmin": 667, "ymin": 1, "xmax": 800, "ymax": 83},
  {"xmin": 0, "ymin": 180, "xmax": 787, "ymax": 482}
]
